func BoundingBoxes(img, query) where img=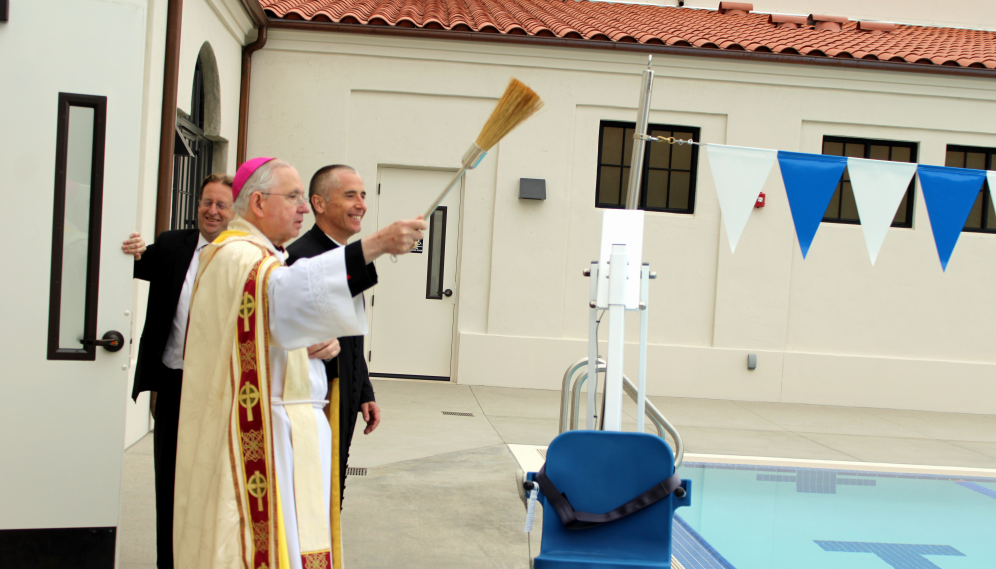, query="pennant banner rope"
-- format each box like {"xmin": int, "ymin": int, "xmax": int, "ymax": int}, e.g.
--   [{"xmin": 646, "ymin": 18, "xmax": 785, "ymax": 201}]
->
[
  {"xmin": 645, "ymin": 138, "xmax": 994, "ymax": 269},
  {"xmin": 846, "ymin": 157, "xmax": 918, "ymax": 265}
]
